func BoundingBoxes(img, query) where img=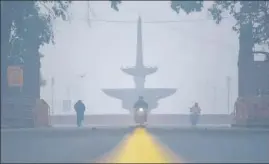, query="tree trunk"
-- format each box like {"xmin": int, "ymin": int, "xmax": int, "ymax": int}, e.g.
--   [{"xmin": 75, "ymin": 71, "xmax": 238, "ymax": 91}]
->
[
  {"xmin": 1, "ymin": 2, "xmax": 13, "ymax": 99},
  {"xmin": 238, "ymin": 23, "xmax": 256, "ymax": 97},
  {"xmin": 22, "ymin": 48, "xmax": 40, "ymax": 99}
]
